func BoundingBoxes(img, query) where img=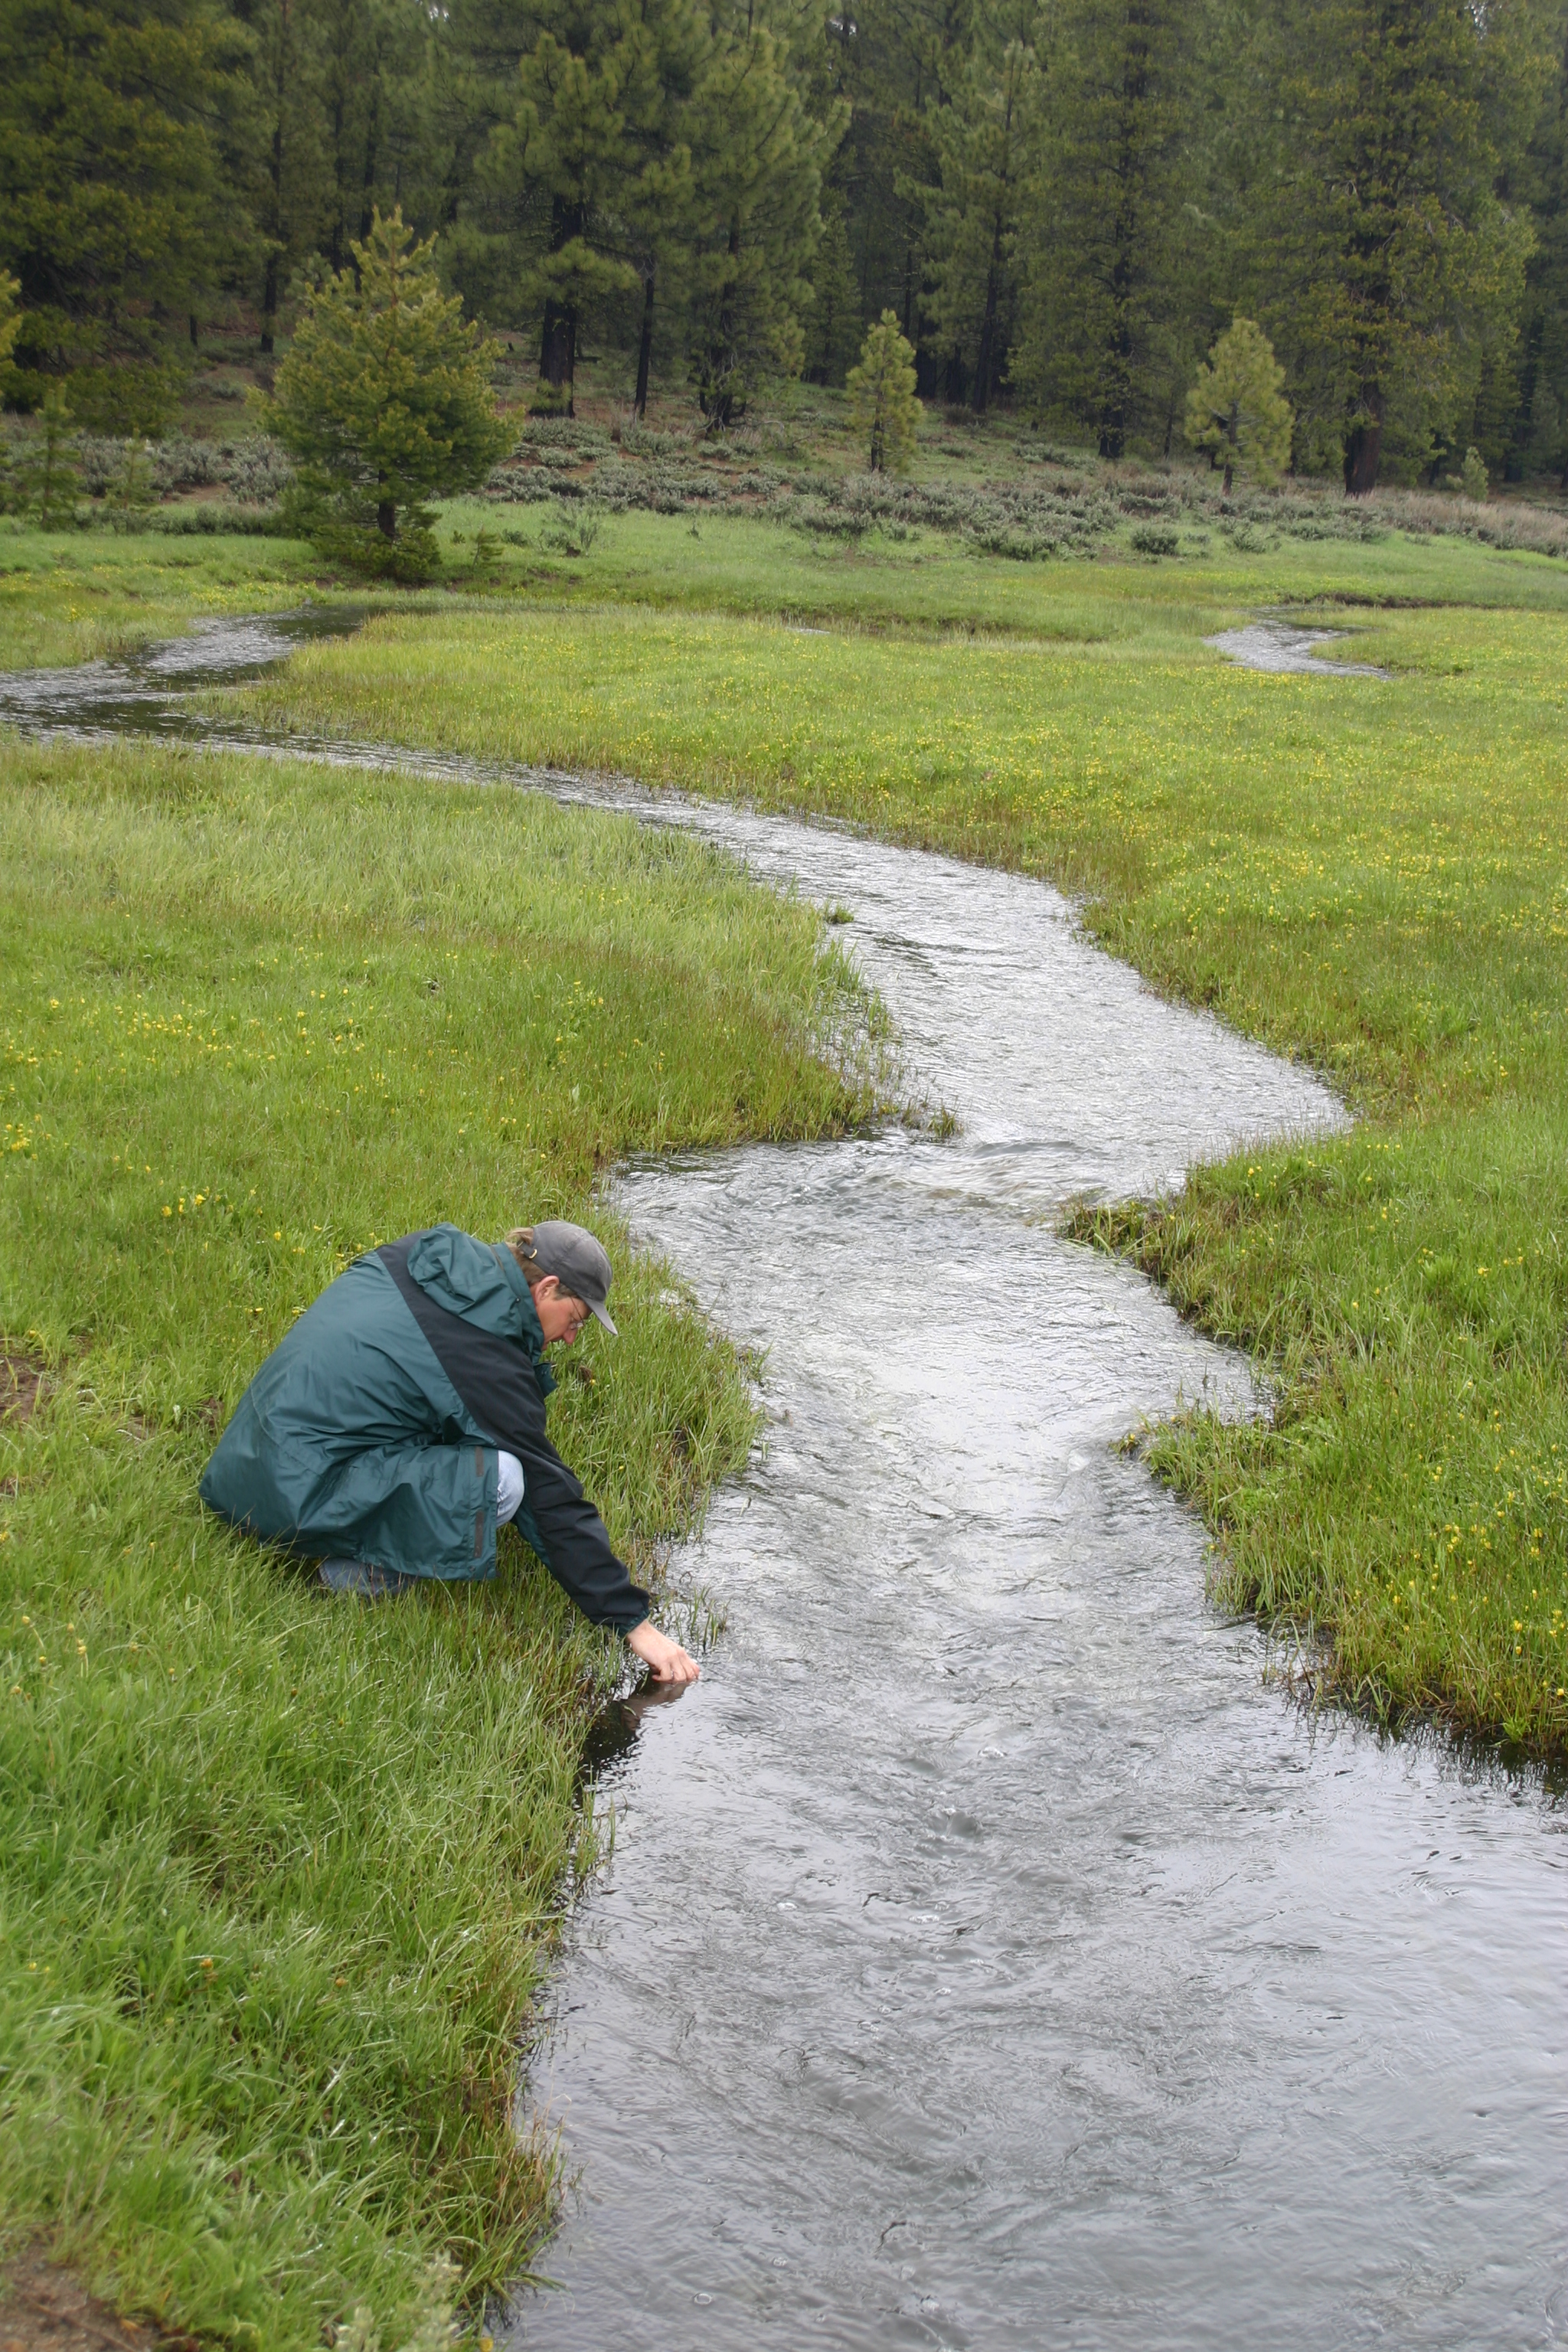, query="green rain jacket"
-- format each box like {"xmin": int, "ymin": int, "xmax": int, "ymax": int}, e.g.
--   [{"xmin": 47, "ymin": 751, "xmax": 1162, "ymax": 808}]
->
[{"xmin": 198, "ymin": 1225, "xmax": 650, "ymax": 1630}]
